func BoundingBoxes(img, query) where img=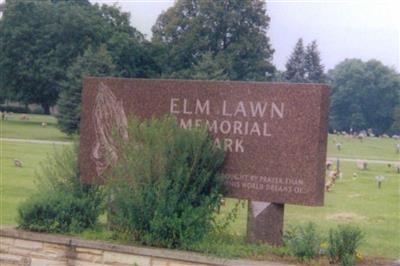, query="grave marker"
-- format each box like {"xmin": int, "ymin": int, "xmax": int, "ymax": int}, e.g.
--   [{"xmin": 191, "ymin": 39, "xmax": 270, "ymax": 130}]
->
[{"xmin": 375, "ymin": 175, "xmax": 385, "ymax": 189}]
